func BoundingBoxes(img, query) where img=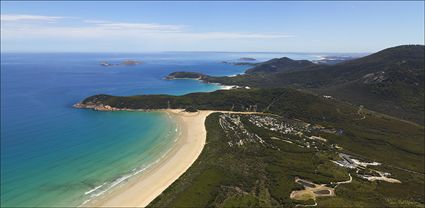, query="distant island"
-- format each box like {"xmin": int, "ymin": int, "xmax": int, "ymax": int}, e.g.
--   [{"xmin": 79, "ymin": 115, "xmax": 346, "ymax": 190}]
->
[
  {"xmin": 100, "ymin": 59, "xmax": 142, "ymax": 67},
  {"xmin": 121, "ymin": 60, "xmax": 142, "ymax": 65},
  {"xmin": 100, "ymin": 61, "xmax": 116, "ymax": 66},
  {"xmin": 221, "ymin": 57, "xmax": 258, "ymax": 66},
  {"xmin": 238, "ymin": 57, "xmax": 256, "ymax": 61},
  {"xmin": 165, "ymin": 71, "xmax": 205, "ymax": 80}
]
